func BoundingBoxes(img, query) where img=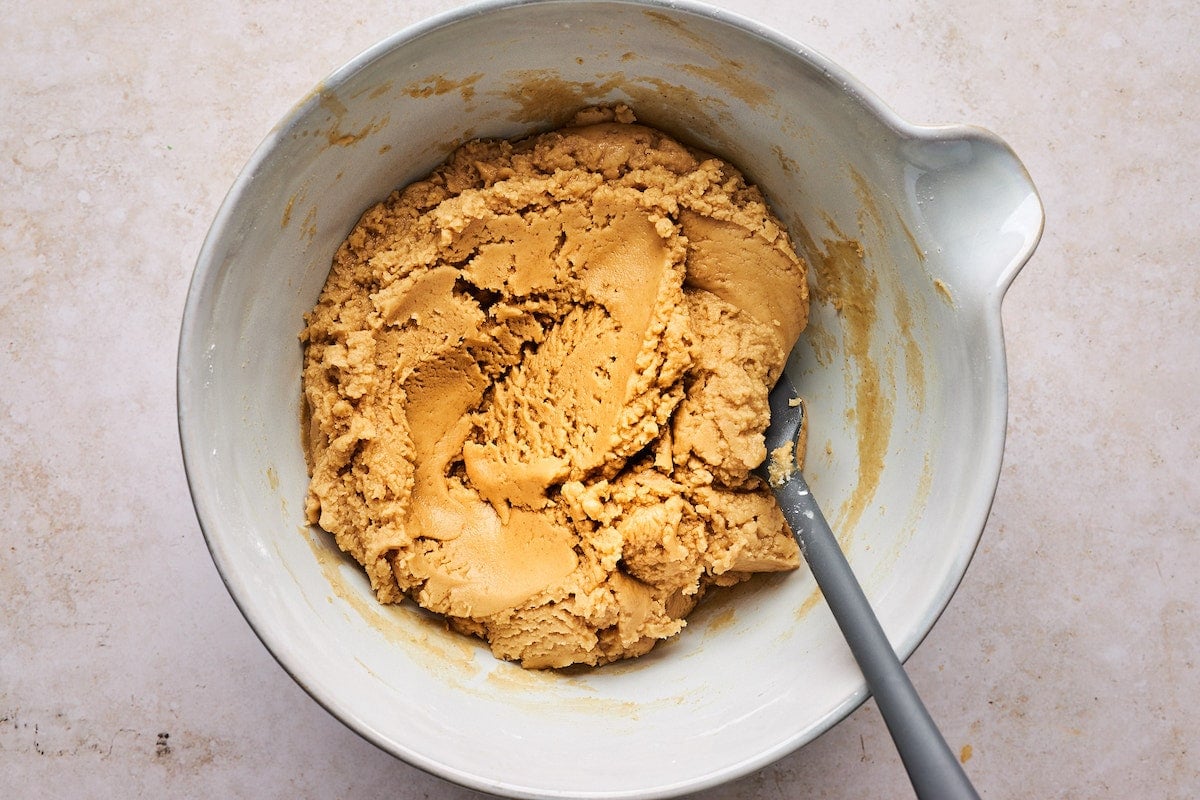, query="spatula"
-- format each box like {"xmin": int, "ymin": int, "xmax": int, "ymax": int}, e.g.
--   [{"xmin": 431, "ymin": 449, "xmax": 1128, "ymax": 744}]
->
[{"xmin": 756, "ymin": 375, "xmax": 981, "ymax": 800}]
